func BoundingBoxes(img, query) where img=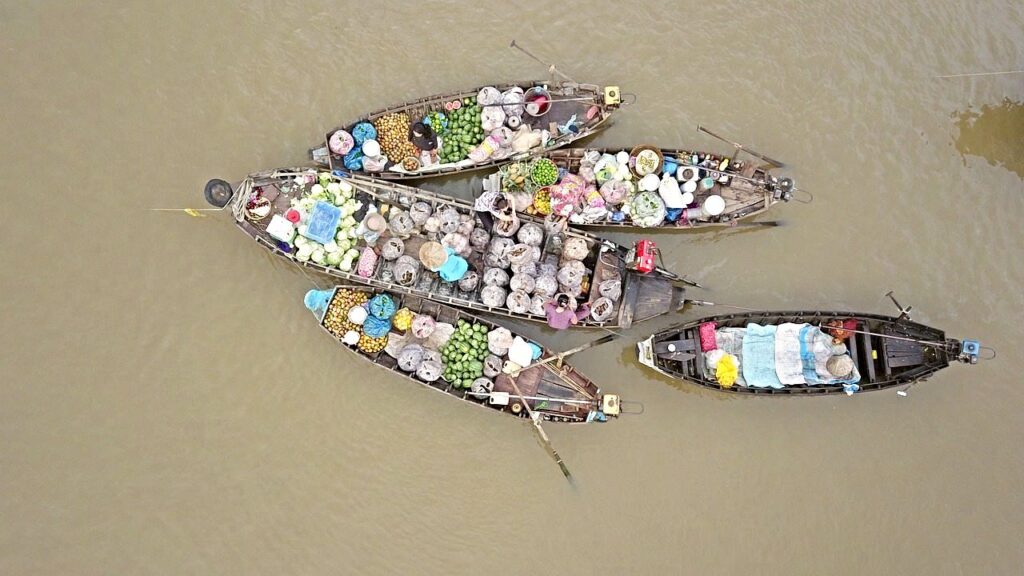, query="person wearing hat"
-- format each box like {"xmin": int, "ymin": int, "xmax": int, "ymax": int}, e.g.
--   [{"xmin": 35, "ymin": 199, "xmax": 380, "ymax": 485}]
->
[
  {"xmin": 356, "ymin": 209, "xmax": 388, "ymax": 247},
  {"xmin": 542, "ymin": 293, "xmax": 591, "ymax": 330},
  {"xmin": 419, "ymin": 241, "xmax": 468, "ymax": 282},
  {"xmin": 474, "ymin": 183, "xmax": 517, "ymax": 233}
]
